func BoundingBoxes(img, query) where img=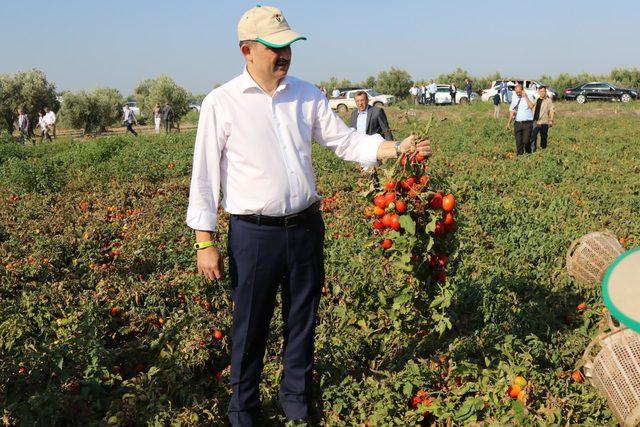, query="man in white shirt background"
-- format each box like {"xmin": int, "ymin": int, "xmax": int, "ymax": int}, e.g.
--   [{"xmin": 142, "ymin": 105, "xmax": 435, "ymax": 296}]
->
[
  {"xmin": 44, "ymin": 106, "xmax": 56, "ymax": 139},
  {"xmin": 186, "ymin": 5, "xmax": 431, "ymax": 426},
  {"xmin": 428, "ymin": 80, "xmax": 438, "ymax": 105},
  {"xmin": 505, "ymin": 84, "xmax": 536, "ymax": 155},
  {"xmin": 409, "ymin": 83, "xmax": 419, "ymax": 105}
]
